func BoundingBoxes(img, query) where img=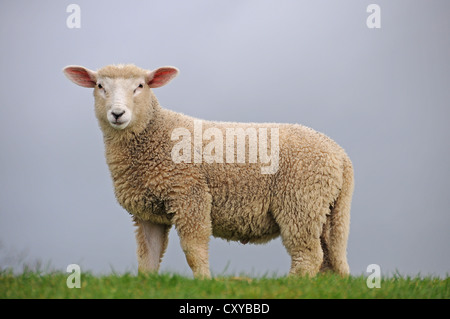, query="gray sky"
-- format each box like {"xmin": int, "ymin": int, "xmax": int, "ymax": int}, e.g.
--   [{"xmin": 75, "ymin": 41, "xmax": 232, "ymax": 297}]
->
[{"xmin": 0, "ymin": 0, "xmax": 449, "ymax": 277}]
